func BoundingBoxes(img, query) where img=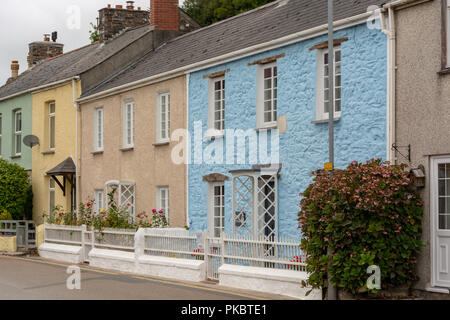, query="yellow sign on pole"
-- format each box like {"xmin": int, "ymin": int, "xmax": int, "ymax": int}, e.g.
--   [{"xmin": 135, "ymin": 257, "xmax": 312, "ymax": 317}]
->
[{"xmin": 324, "ymin": 162, "xmax": 334, "ymax": 171}]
